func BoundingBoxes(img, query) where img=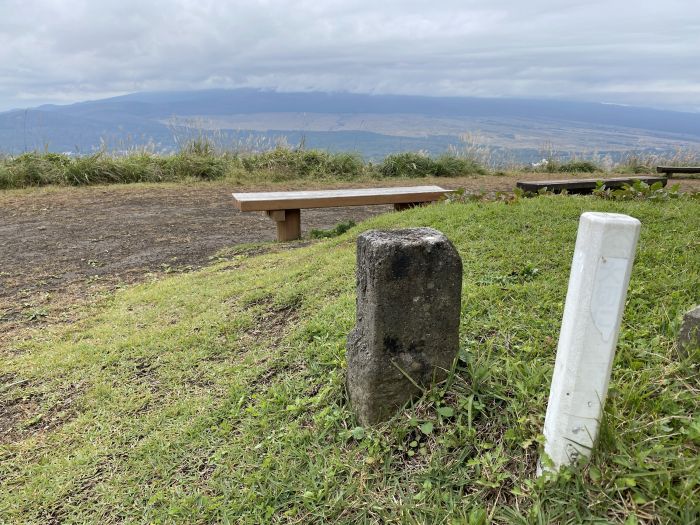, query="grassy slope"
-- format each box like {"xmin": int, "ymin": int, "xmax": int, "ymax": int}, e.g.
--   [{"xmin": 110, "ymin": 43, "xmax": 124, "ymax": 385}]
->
[{"xmin": 1, "ymin": 197, "xmax": 699, "ymax": 524}]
